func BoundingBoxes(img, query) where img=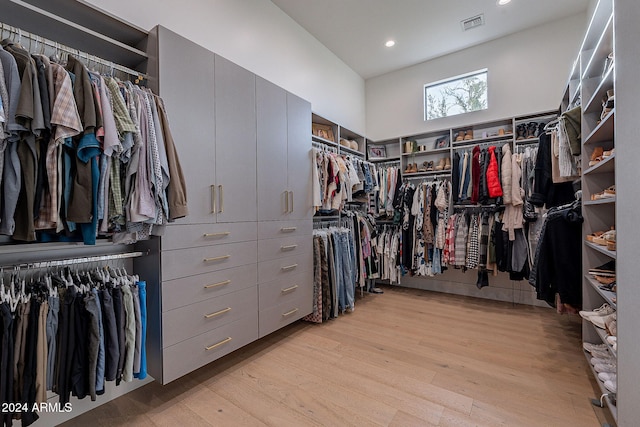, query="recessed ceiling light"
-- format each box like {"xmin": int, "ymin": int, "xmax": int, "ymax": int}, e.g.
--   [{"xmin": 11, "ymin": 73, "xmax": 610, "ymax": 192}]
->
[
  {"xmin": 385, "ymin": 40, "xmax": 395, "ymax": 47},
  {"xmin": 497, "ymin": 0, "xmax": 511, "ymax": 5}
]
